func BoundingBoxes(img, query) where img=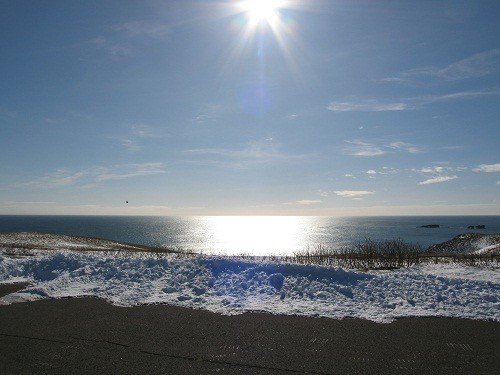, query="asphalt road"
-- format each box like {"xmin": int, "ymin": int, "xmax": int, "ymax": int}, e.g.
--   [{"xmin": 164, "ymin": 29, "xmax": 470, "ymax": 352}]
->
[{"xmin": 0, "ymin": 284, "xmax": 498, "ymax": 374}]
